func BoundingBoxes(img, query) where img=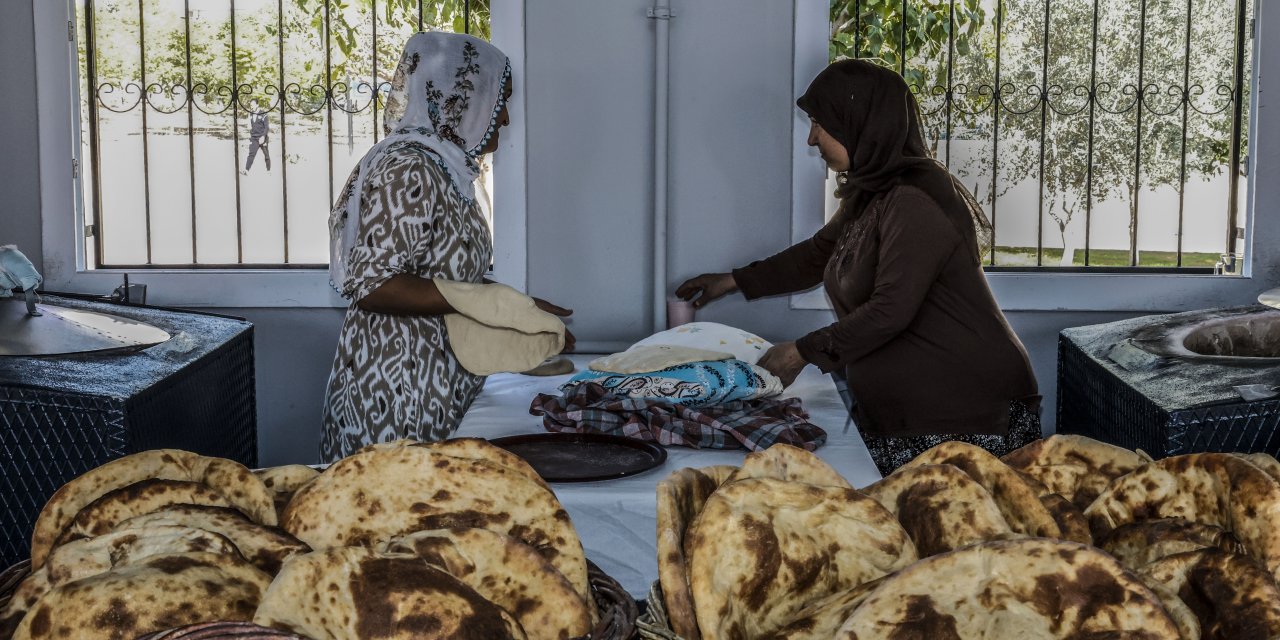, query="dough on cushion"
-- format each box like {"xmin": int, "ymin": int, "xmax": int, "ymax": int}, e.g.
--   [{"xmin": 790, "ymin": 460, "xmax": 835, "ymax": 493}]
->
[
  {"xmin": 863, "ymin": 464, "xmax": 1018, "ymax": 557},
  {"xmin": 589, "ymin": 345, "xmax": 734, "ymax": 374},
  {"xmin": 631, "ymin": 322, "xmax": 772, "ymax": 365},
  {"xmin": 1002, "ymin": 434, "xmax": 1148, "ymax": 510},
  {"xmin": 434, "ymin": 279, "xmax": 564, "ymax": 376},
  {"xmin": 835, "ymin": 539, "xmax": 1181, "ymax": 639},
  {"xmin": 1083, "ymin": 453, "xmax": 1280, "ymax": 578},
  {"xmin": 686, "ymin": 478, "xmax": 917, "ymax": 640}
]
